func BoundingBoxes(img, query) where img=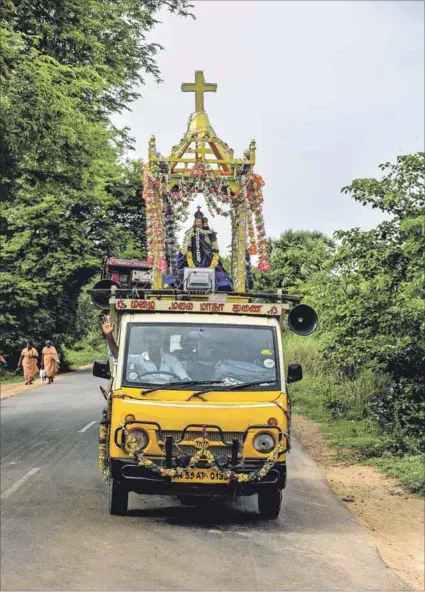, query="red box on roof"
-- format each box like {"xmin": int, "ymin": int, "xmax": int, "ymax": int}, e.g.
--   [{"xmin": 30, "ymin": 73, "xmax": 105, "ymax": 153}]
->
[{"xmin": 106, "ymin": 258, "xmax": 151, "ymax": 270}]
